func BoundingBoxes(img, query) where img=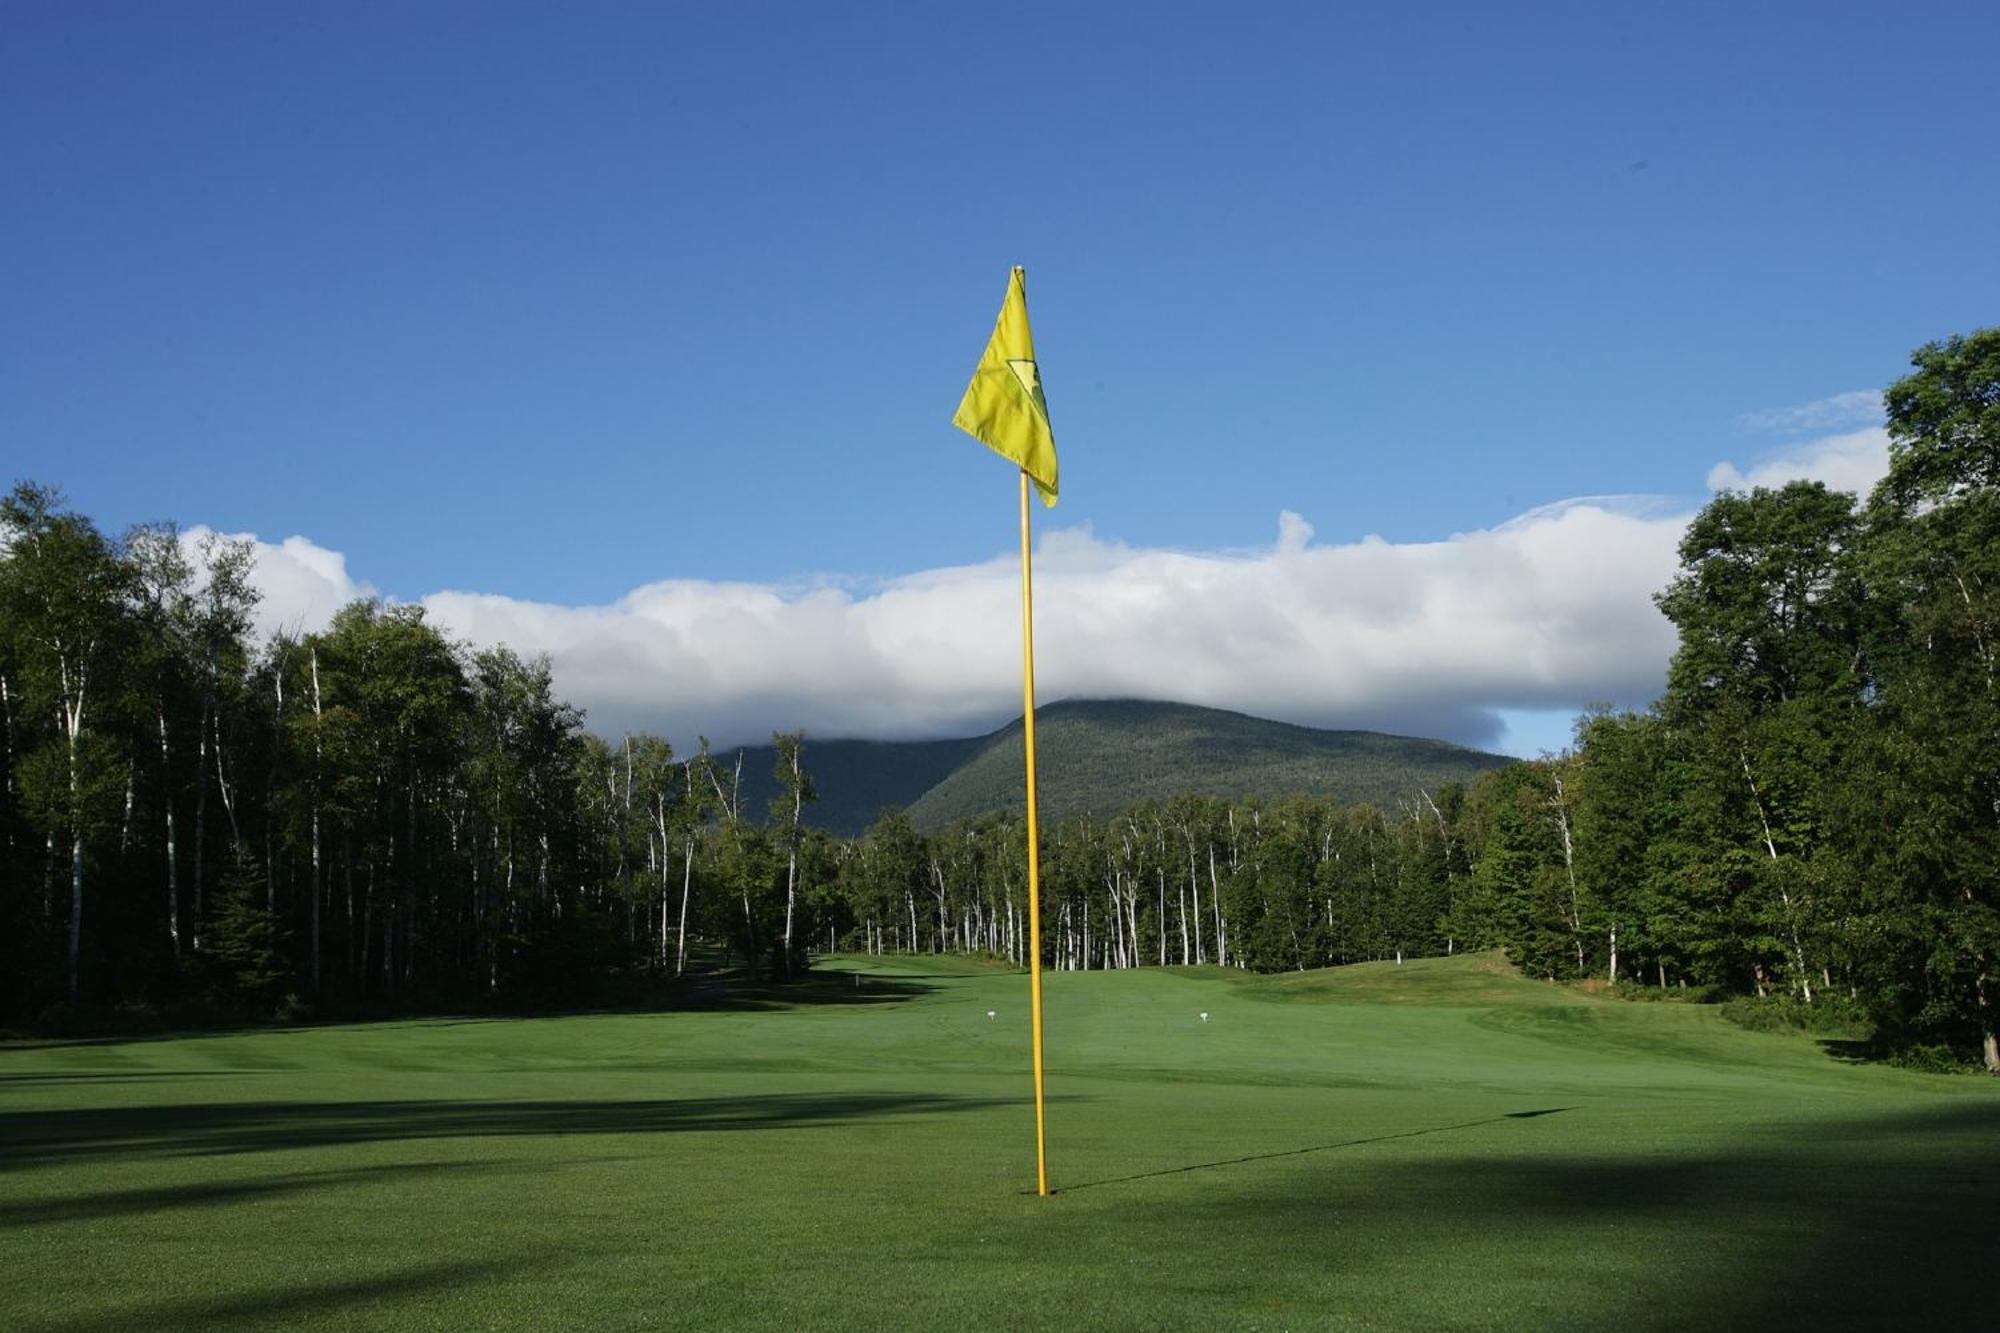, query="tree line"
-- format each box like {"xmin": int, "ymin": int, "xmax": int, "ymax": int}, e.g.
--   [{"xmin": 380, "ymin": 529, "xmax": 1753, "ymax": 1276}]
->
[
  {"xmin": 2, "ymin": 328, "xmax": 1992, "ymax": 1067},
  {"xmin": 0, "ymin": 496, "xmax": 828, "ymax": 1025},
  {"xmin": 1546, "ymin": 329, "xmax": 1998, "ymax": 1070}
]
